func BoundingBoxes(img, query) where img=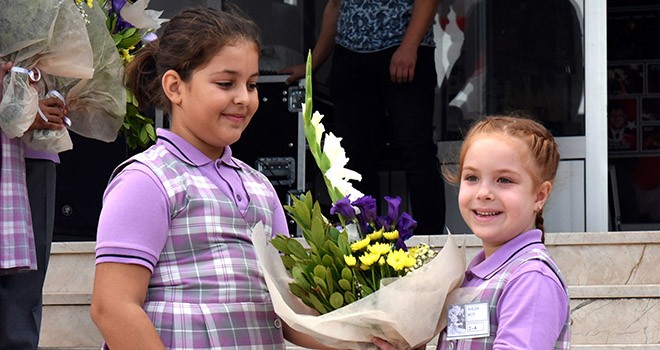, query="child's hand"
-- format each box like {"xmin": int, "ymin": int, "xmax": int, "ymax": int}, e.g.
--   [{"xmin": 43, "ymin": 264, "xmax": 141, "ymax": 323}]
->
[
  {"xmin": 371, "ymin": 337, "xmax": 427, "ymax": 350},
  {"xmin": 30, "ymin": 97, "xmax": 67, "ymax": 131}
]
